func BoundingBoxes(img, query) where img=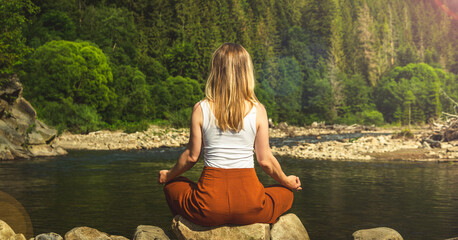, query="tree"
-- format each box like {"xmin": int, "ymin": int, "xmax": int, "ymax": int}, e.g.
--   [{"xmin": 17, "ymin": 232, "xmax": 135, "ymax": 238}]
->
[
  {"xmin": 149, "ymin": 76, "xmax": 203, "ymax": 126},
  {"xmin": 25, "ymin": 10, "xmax": 76, "ymax": 48},
  {"xmin": 375, "ymin": 63, "xmax": 443, "ymax": 124},
  {"xmin": 302, "ymin": 60, "xmax": 336, "ymax": 123},
  {"xmin": 356, "ymin": 2, "xmax": 377, "ymax": 86},
  {"xmin": 21, "ymin": 40, "xmax": 116, "ymax": 112},
  {"xmin": 0, "ymin": 0, "xmax": 38, "ymax": 74},
  {"xmin": 259, "ymin": 57, "xmax": 304, "ymax": 124},
  {"xmin": 104, "ymin": 65, "xmax": 152, "ymax": 123},
  {"xmin": 343, "ymin": 74, "xmax": 371, "ymax": 113},
  {"xmin": 78, "ymin": 6, "xmax": 139, "ymax": 66},
  {"xmin": 163, "ymin": 41, "xmax": 200, "ymax": 82}
]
